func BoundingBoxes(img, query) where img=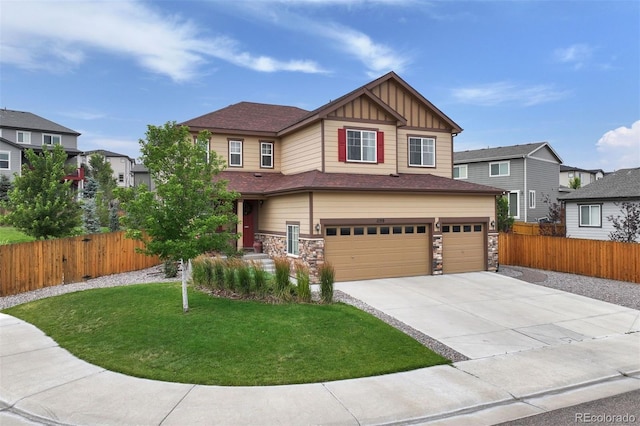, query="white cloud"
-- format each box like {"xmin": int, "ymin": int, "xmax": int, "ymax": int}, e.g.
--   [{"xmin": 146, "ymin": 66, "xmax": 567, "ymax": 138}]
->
[
  {"xmin": 596, "ymin": 120, "xmax": 640, "ymax": 170},
  {"xmin": 452, "ymin": 82, "xmax": 569, "ymax": 107},
  {"xmin": 553, "ymin": 44, "xmax": 594, "ymax": 70},
  {"xmin": 0, "ymin": 1, "xmax": 324, "ymax": 81}
]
